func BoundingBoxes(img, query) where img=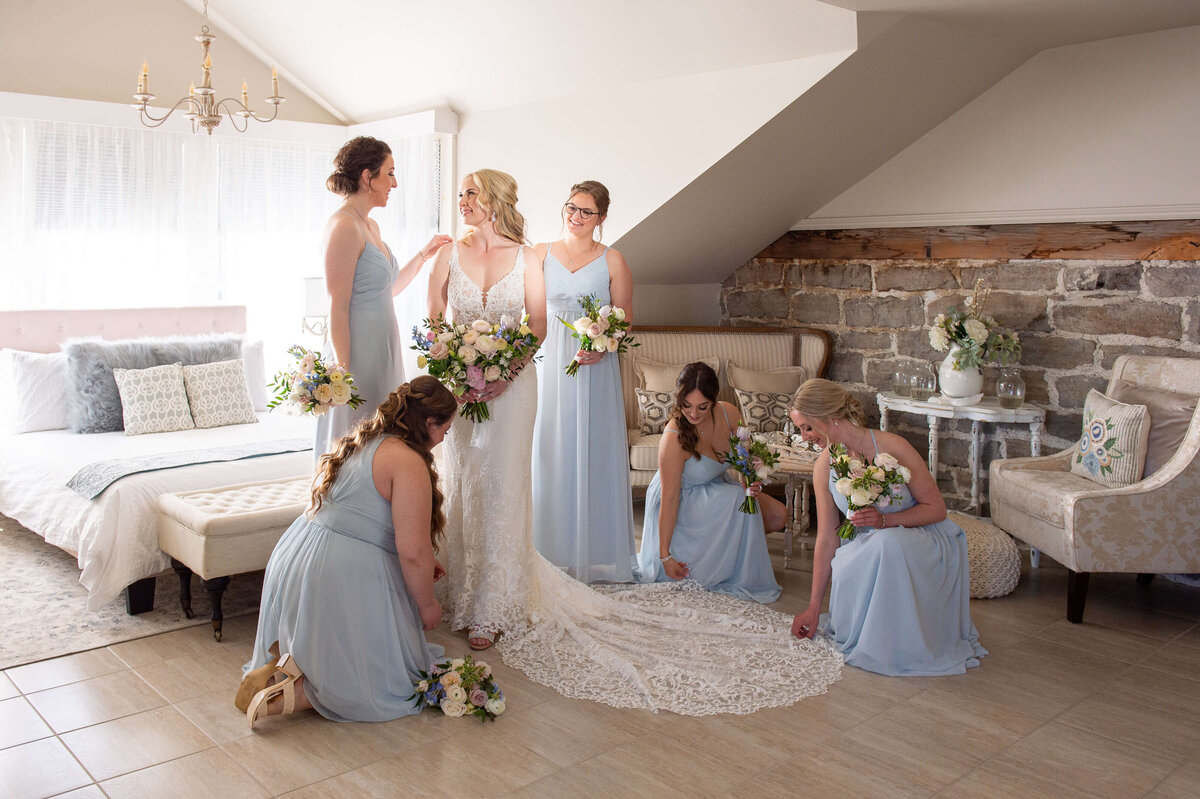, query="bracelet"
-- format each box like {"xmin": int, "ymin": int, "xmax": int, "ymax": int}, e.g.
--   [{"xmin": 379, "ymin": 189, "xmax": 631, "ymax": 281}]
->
[
  {"xmin": 416, "ymin": 249, "xmax": 429, "ymax": 261},
  {"xmin": 659, "ymin": 554, "xmax": 673, "ymax": 562}
]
